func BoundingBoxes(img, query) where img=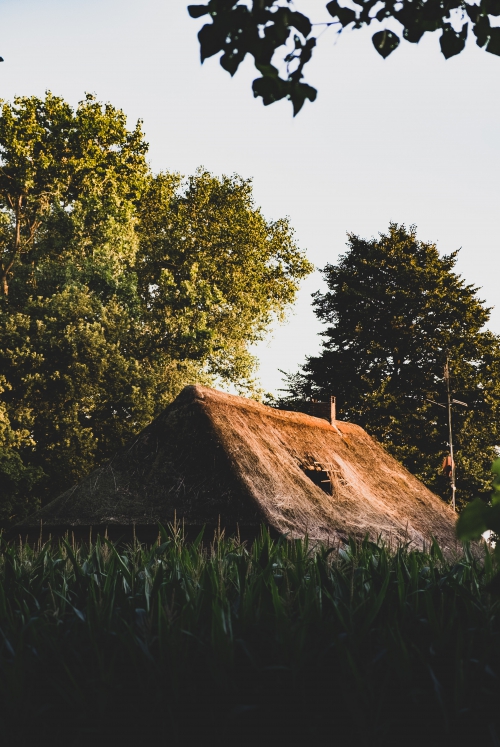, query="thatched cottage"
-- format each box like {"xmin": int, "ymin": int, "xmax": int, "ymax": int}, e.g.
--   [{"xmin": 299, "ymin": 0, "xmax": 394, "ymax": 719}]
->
[{"xmin": 17, "ymin": 385, "xmax": 458, "ymax": 549}]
